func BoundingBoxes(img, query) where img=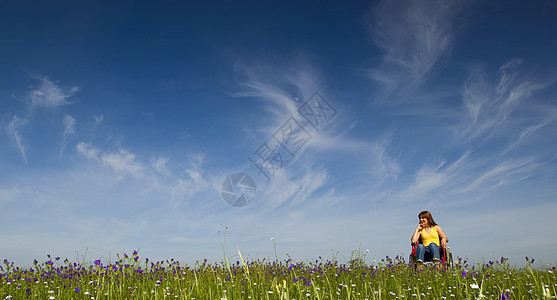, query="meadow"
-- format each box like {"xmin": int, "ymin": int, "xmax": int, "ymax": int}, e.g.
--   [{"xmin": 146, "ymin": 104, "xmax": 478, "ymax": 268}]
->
[{"xmin": 1, "ymin": 249, "xmax": 556, "ymax": 299}]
